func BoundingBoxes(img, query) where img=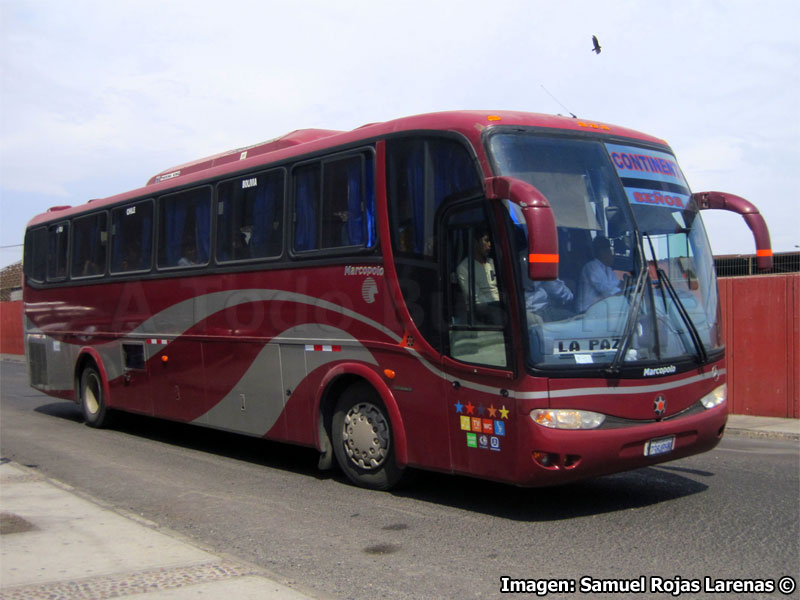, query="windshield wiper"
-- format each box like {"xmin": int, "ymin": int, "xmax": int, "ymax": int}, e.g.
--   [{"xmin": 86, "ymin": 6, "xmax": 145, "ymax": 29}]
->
[
  {"xmin": 604, "ymin": 253, "xmax": 648, "ymax": 376},
  {"xmin": 644, "ymin": 233, "xmax": 708, "ymax": 364}
]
